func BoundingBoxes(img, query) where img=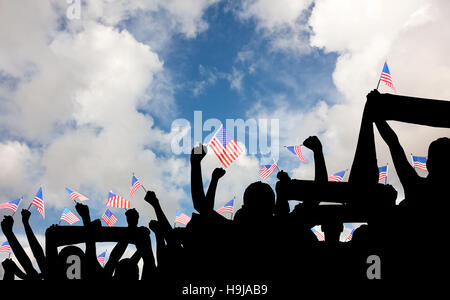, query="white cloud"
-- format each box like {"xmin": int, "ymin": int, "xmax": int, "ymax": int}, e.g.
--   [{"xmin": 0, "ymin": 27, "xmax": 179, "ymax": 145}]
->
[
  {"xmin": 0, "ymin": 0, "xmax": 220, "ymax": 226},
  {"xmin": 237, "ymin": 0, "xmax": 313, "ymax": 53}
]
